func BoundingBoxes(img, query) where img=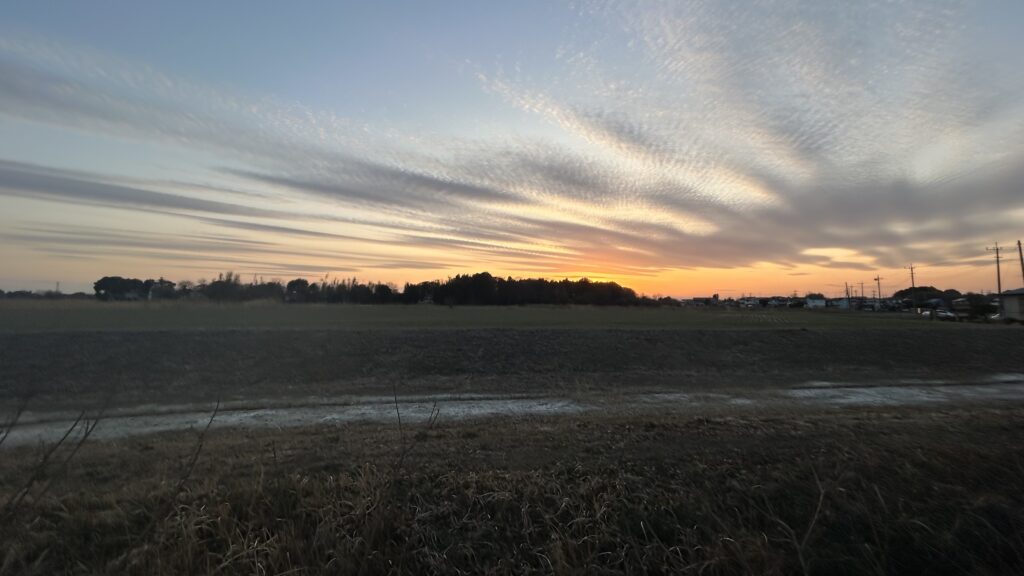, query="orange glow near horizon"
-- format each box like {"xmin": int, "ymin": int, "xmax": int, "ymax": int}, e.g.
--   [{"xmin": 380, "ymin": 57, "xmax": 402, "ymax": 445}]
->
[{"xmin": 0, "ymin": 240, "xmax": 1013, "ymax": 298}]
